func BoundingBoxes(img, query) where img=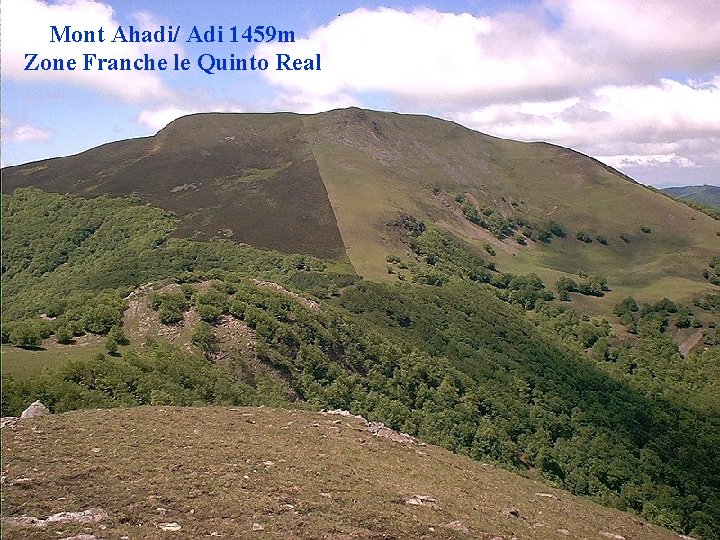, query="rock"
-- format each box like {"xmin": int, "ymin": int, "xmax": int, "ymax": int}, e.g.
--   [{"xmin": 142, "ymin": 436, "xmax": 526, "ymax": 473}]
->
[
  {"xmin": 60, "ymin": 535, "xmax": 104, "ymax": 540},
  {"xmin": 3, "ymin": 508, "xmax": 107, "ymax": 528},
  {"xmin": 252, "ymin": 523, "xmax": 265, "ymax": 531},
  {"xmin": 368, "ymin": 421, "xmax": 422, "ymax": 445},
  {"xmin": 20, "ymin": 400, "xmax": 50, "ymax": 419},
  {"xmin": 159, "ymin": 522, "xmax": 182, "ymax": 531},
  {"xmin": 1, "ymin": 417, "xmax": 19, "ymax": 429},
  {"xmin": 503, "ymin": 508, "xmax": 521, "ymax": 518},
  {"xmin": 405, "ymin": 495, "xmax": 438, "ymax": 507},
  {"xmin": 46, "ymin": 508, "xmax": 109, "ymax": 524},
  {"xmin": 535, "ymin": 492, "xmax": 559, "ymax": 500},
  {"xmin": 600, "ymin": 533, "xmax": 626, "ymax": 540},
  {"xmin": 3, "ymin": 515, "xmax": 44, "ymax": 527},
  {"xmin": 445, "ymin": 520, "xmax": 470, "ymax": 533}
]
